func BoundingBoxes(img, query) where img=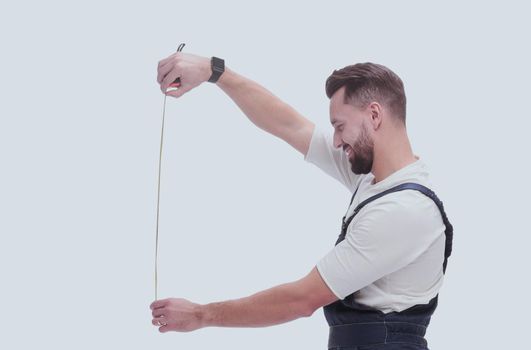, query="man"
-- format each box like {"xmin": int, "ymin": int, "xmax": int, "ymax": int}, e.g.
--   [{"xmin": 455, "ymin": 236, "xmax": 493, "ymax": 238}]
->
[{"xmin": 150, "ymin": 52, "xmax": 453, "ymax": 349}]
